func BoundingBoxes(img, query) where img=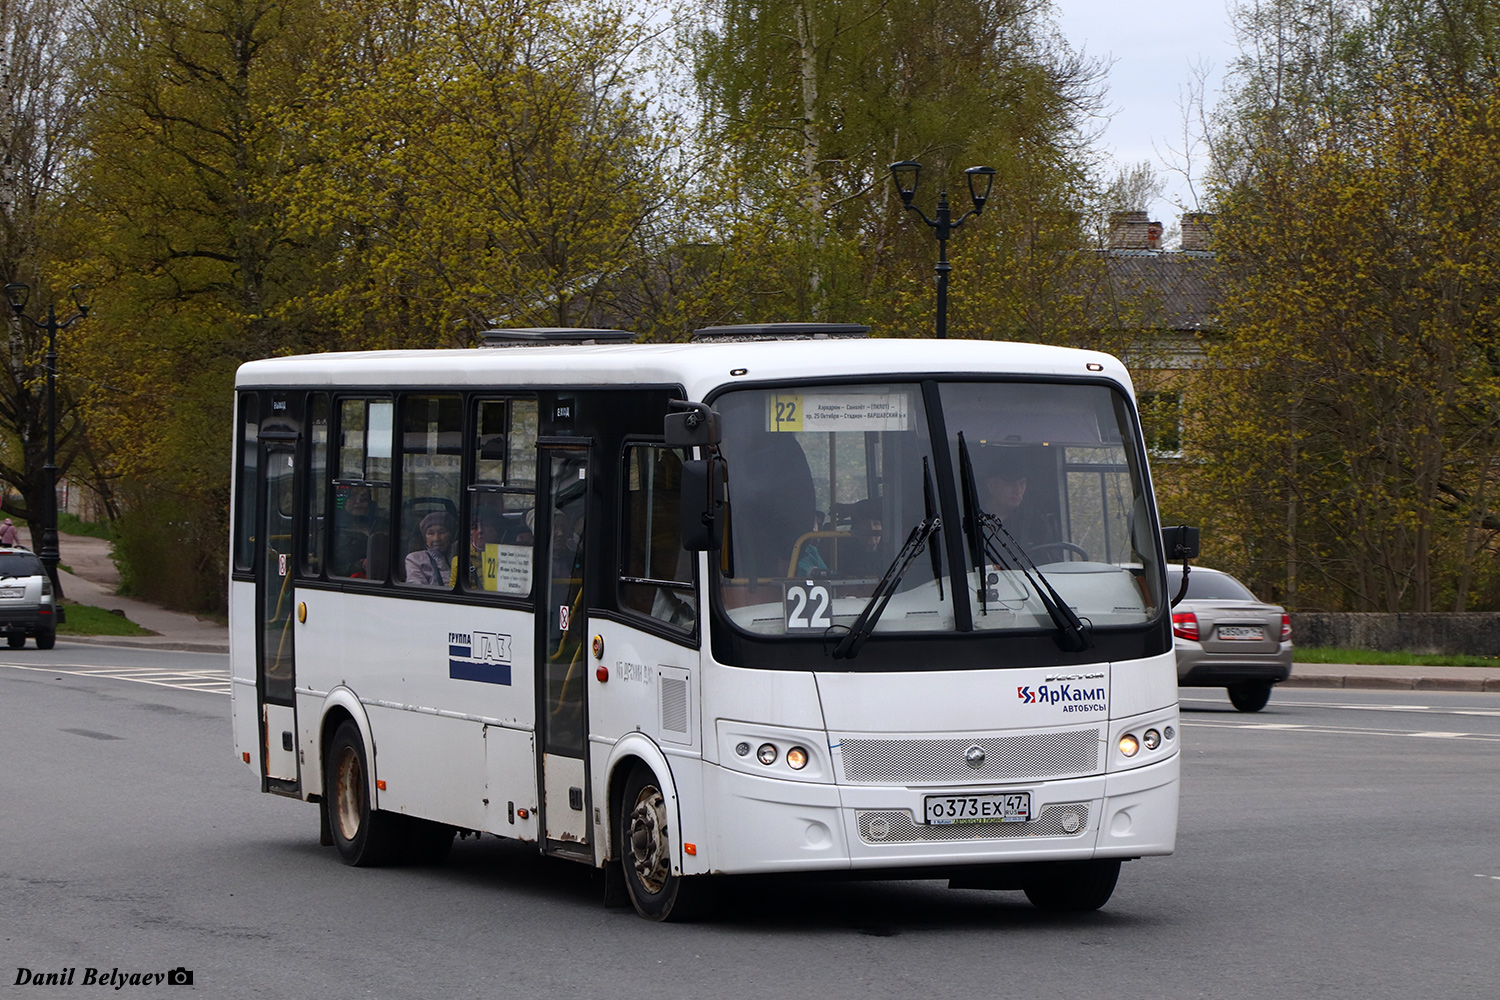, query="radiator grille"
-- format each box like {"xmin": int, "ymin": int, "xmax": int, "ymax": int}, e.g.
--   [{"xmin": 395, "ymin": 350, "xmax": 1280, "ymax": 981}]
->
[
  {"xmin": 857, "ymin": 804, "xmax": 1090, "ymax": 844},
  {"xmin": 840, "ymin": 730, "xmax": 1100, "ymax": 784},
  {"xmin": 660, "ymin": 677, "xmax": 689, "ymax": 734}
]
